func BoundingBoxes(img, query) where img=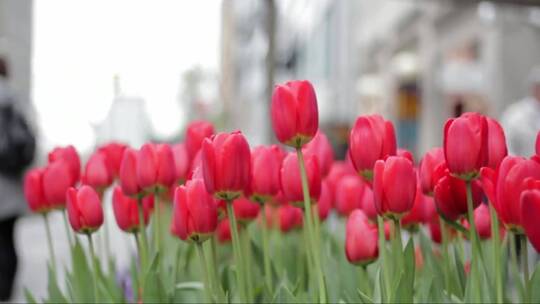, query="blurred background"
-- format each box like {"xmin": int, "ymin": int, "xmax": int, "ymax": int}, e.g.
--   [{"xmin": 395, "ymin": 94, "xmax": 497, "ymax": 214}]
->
[{"xmin": 1, "ymin": 0, "xmax": 540, "ymax": 300}]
